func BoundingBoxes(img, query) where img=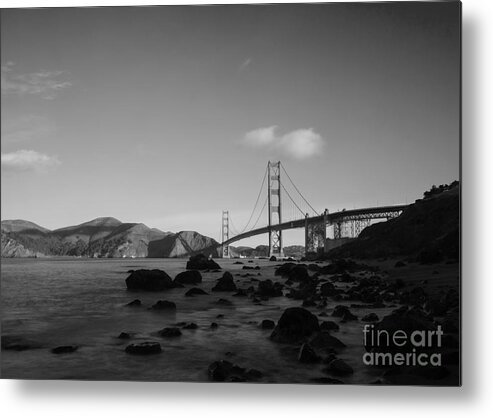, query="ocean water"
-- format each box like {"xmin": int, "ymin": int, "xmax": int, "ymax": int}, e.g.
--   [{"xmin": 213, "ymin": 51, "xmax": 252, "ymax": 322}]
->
[{"xmin": 1, "ymin": 258, "xmax": 392, "ymax": 383}]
